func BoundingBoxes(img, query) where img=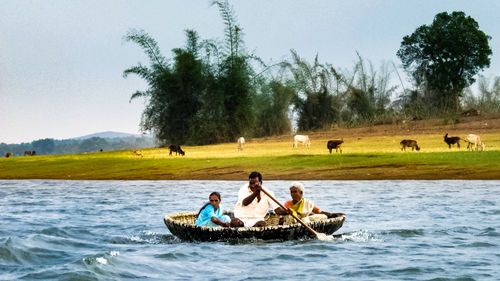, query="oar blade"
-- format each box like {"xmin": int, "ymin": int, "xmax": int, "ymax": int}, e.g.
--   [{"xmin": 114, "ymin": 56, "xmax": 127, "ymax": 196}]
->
[{"xmin": 316, "ymin": 232, "xmax": 330, "ymax": 241}]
